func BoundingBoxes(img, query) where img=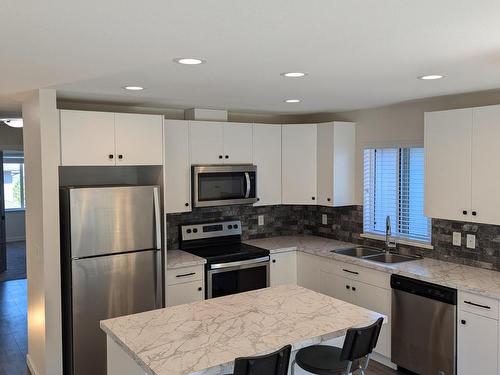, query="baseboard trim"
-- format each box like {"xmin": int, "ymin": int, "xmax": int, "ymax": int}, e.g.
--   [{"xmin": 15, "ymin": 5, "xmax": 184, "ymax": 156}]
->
[
  {"xmin": 371, "ymin": 352, "xmax": 397, "ymax": 369},
  {"xmin": 6, "ymin": 236, "xmax": 26, "ymax": 243},
  {"xmin": 26, "ymin": 354, "xmax": 39, "ymax": 375}
]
